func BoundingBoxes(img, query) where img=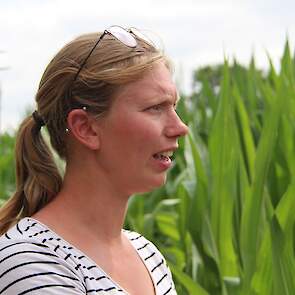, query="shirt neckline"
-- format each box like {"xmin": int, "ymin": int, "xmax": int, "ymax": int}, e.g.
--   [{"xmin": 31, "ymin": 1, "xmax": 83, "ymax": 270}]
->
[{"xmin": 24, "ymin": 217, "xmax": 157, "ymax": 295}]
